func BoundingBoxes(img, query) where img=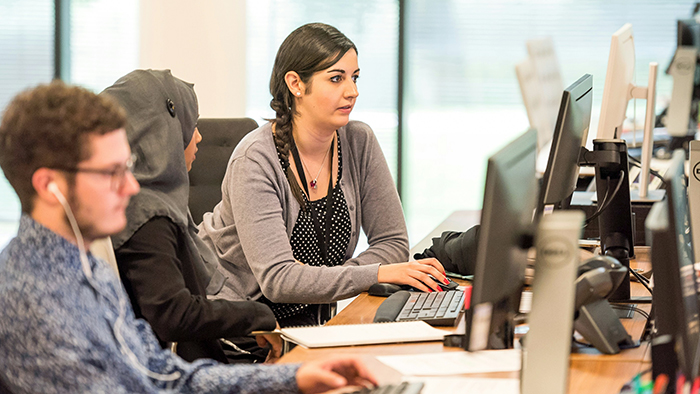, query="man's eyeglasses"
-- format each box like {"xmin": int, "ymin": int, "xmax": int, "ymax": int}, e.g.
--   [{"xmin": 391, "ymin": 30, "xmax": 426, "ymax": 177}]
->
[{"xmin": 52, "ymin": 154, "xmax": 136, "ymax": 191}]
